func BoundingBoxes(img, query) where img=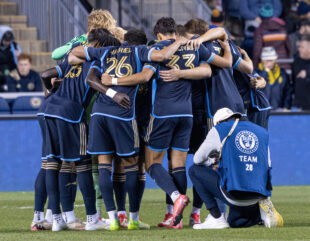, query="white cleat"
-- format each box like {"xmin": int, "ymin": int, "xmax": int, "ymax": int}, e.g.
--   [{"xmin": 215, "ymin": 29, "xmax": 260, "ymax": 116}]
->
[
  {"xmin": 67, "ymin": 219, "xmax": 85, "ymax": 230},
  {"xmin": 85, "ymin": 218, "xmax": 110, "ymax": 231},
  {"xmin": 52, "ymin": 220, "xmax": 68, "ymax": 232},
  {"xmin": 259, "ymin": 198, "xmax": 284, "ymax": 228},
  {"xmin": 193, "ymin": 214, "xmax": 229, "ymax": 229}
]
